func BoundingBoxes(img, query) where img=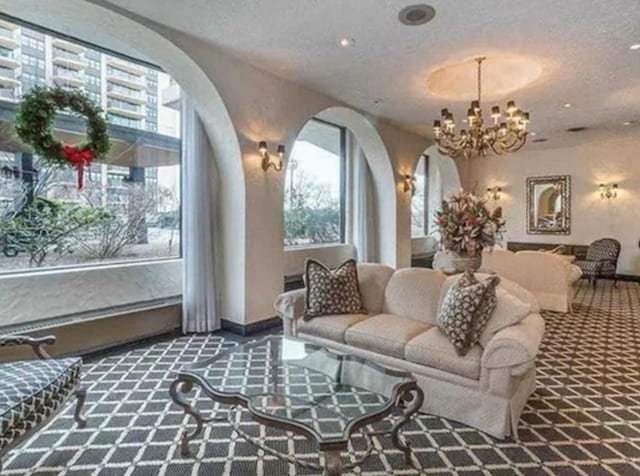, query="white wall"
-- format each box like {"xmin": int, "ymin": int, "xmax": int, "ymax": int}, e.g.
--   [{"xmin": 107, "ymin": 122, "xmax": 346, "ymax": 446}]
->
[
  {"xmin": 0, "ymin": 260, "xmax": 181, "ymax": 327},
  {"xmin": 284, "ymin": 245, "xmax": 357, "ymax": 277},
  {"xmin": 0, "ymin": 0, "xmax": 431, "ymax": 327},
  {"xmin": 461, "ymin": 133, "xmax": 640, "ymax": 275}
]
